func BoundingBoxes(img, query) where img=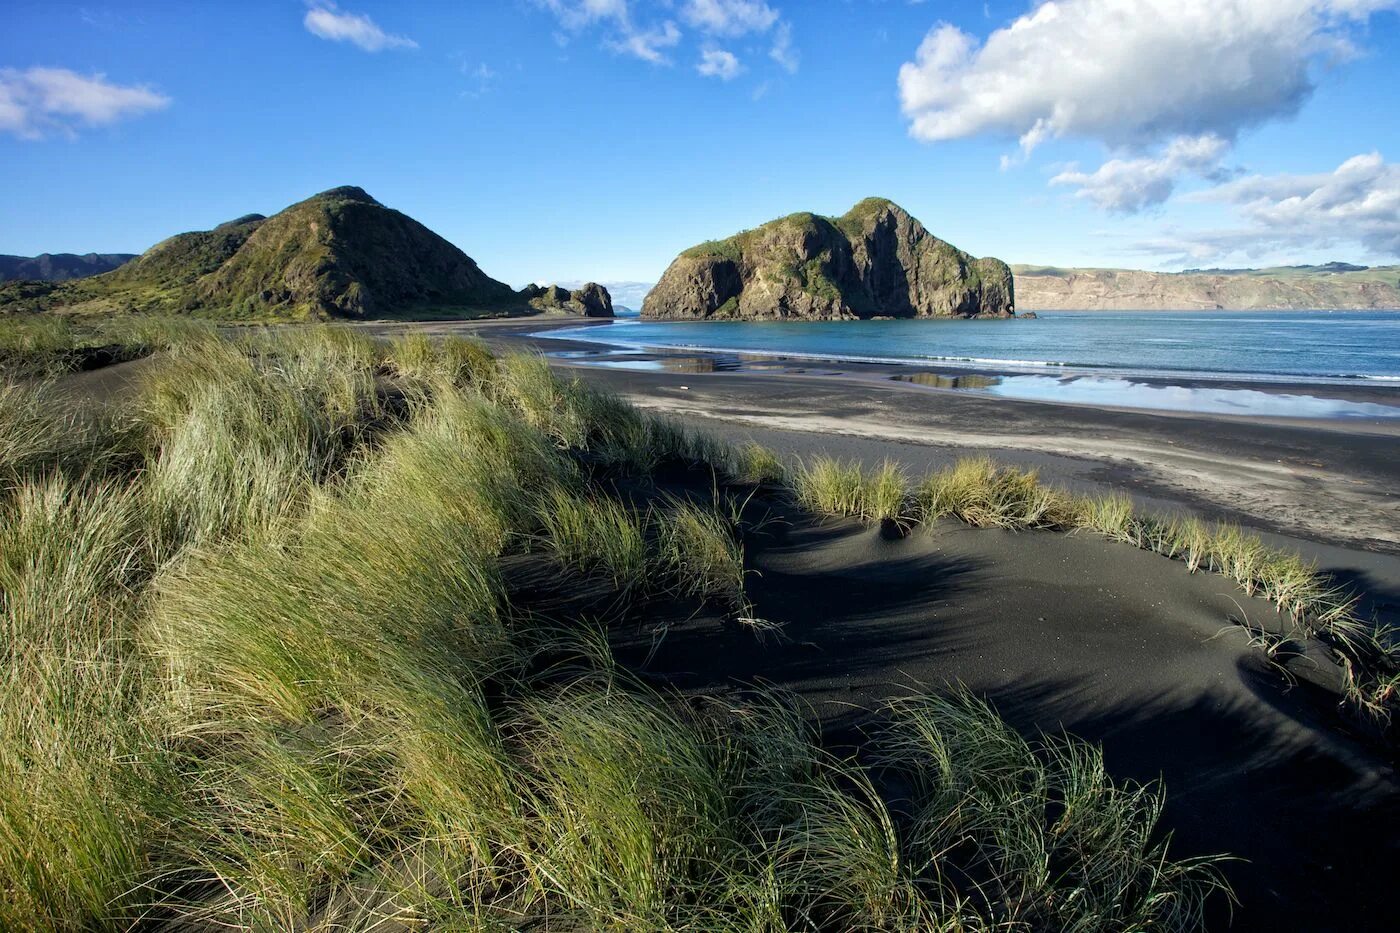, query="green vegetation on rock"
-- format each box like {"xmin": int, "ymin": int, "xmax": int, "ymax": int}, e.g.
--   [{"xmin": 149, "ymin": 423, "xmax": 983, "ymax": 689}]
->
[
  {"xmin": 646, "ymin": 198, "xmax": 1017, "ymax": 321},
  {"xmin": 0, "ymin": 187, "xmax": 534, "ymax": 321}
]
